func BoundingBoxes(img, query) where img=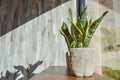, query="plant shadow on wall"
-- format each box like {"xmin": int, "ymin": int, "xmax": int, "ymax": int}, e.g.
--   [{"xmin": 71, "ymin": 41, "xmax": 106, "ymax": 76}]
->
[
  {"xmin": 0, "ymin": 61, "xmax": 42, "ymax": 80},
  {"xmin": 0, "ymin": 0, "xmax": 69, "ymax": 36},
  {"xmin": 60, "ymin": 7, "xmax": 108, "ymax": 76}
]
